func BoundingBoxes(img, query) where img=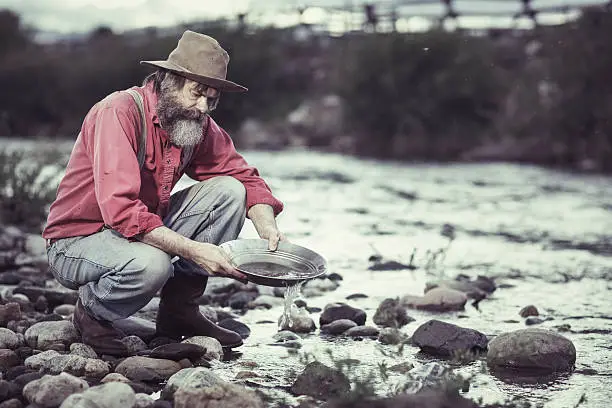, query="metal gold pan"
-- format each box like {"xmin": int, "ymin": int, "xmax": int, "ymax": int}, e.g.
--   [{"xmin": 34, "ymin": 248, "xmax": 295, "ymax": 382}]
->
[{"xmin": 220, "ymin": 239, "xmax": 327, "ymax": 287}]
